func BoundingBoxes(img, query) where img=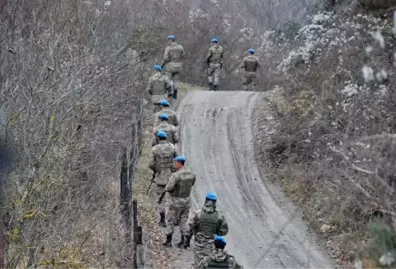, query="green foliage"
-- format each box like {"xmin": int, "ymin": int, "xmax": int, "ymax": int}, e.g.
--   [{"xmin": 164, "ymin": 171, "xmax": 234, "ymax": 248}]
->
[{"xmin": 367, "ymin": 220, "xmax": 396, "ymax": 258}]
